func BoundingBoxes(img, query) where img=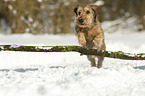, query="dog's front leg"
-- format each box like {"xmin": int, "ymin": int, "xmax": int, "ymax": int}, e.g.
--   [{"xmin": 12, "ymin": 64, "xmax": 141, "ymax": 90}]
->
[{"xmin": 77, "ymin": 32, "xmax": 86, "ymax": 46}]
